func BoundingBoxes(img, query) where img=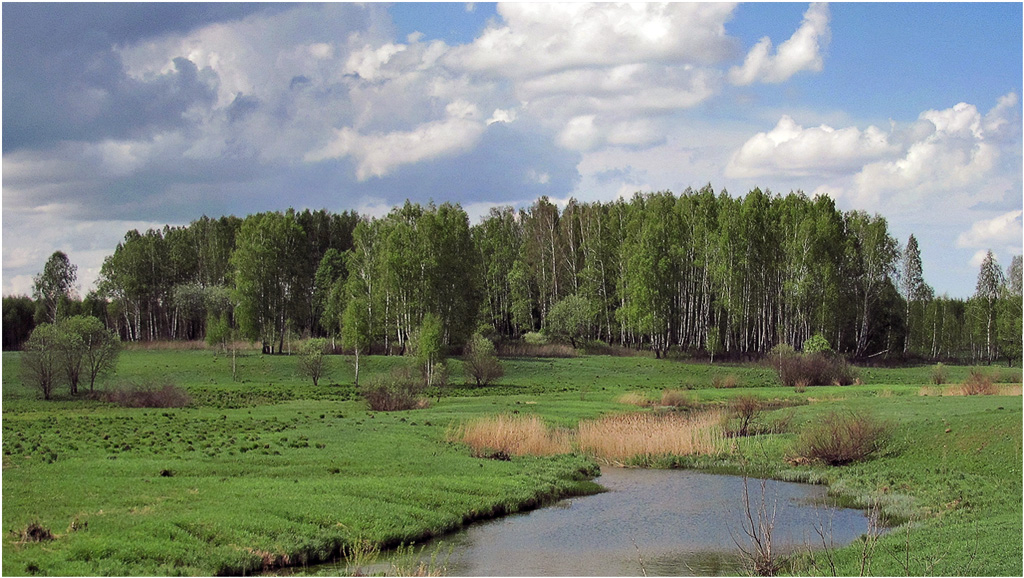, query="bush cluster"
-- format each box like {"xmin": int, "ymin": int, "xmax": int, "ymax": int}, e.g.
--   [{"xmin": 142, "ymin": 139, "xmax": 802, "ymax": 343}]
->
[
  {"xmin": 360, "ymin": 365, "xmax": 428, "ymax": 411},
  {"xmin": 772, "ymin": 351, "xmax": 857, "ymax": 388},
  {"xmin": 104, "ymin": 380, "xmax": 192, "ymax": 408},
  {"xmin": 793, "ymin": 410, "xmax": 892, "ymax": 466}
]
